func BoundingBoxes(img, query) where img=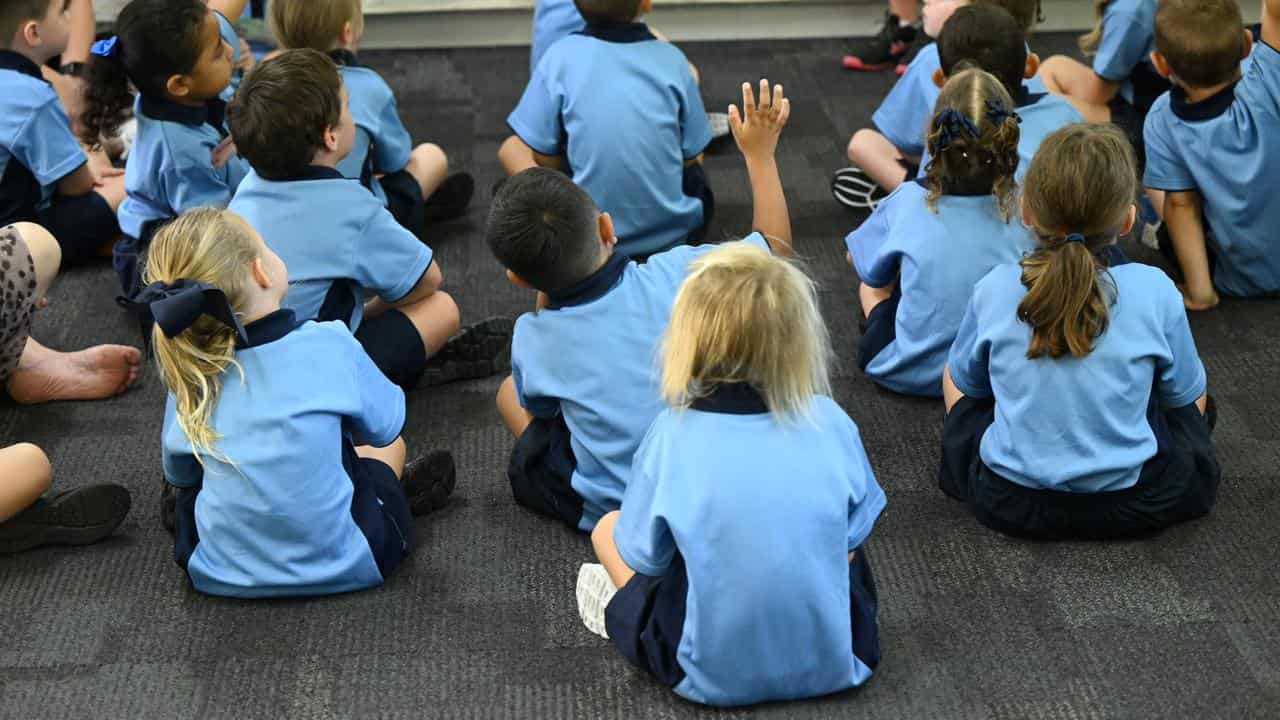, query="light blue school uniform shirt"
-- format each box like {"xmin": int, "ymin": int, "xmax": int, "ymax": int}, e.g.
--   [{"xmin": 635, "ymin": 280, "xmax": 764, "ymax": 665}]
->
[
  {"xmin": 1093, "ymin": 0, "xmax": 1158, "ymax": 106},
  {"xmin": 614, "ymin": 388, "xmax": 887, "ymax": 706},
  {"xmin": 948, "ymin": 248, "xmax": 1207, "ymax": 493},
  {"xmin": 1143, "ymin": 40, "xmax": 1280, "ymax": 298},
  {"xmin": 530, "ymin": 0, "xmax": 584, "ymax": 70},
  {"xmin": 872, "ymin": 43, "xmax": 1048, "ymax": 157},
  {"xmin": 847, "ymin": 179, "xmax": 1036, "ymax": 396},
  {"xmin": 512, "ymin": 233, "xmax": 772, "ymax": 531},
  {"xmin": 507, "ymin": 21, "xmax": 714, "ymax": 258},
  {"xmin": 329, "ymin": 51, "xmax": 414, "ymax": 207},
  {"xmin": 163, "ymin": 312, "xmax": 407, "ymax": 598},
  {"xmin": 228, "ymin": 166, "xmax": 433, "ymax": 330},
  {"xmin": 0, "ymin": 52, "xmax": 88, "ymax": 223},
  {"xmin": 117, "ymin": 11, "xmax": 248, "ymax": 238}
]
